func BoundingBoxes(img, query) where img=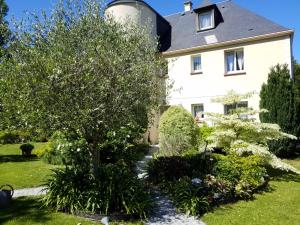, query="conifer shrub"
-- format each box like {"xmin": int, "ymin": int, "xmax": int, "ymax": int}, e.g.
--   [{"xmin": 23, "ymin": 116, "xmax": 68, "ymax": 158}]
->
[{"xmin": 159, "ymin": 106, "xmax": 199, "ymax": 156}]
